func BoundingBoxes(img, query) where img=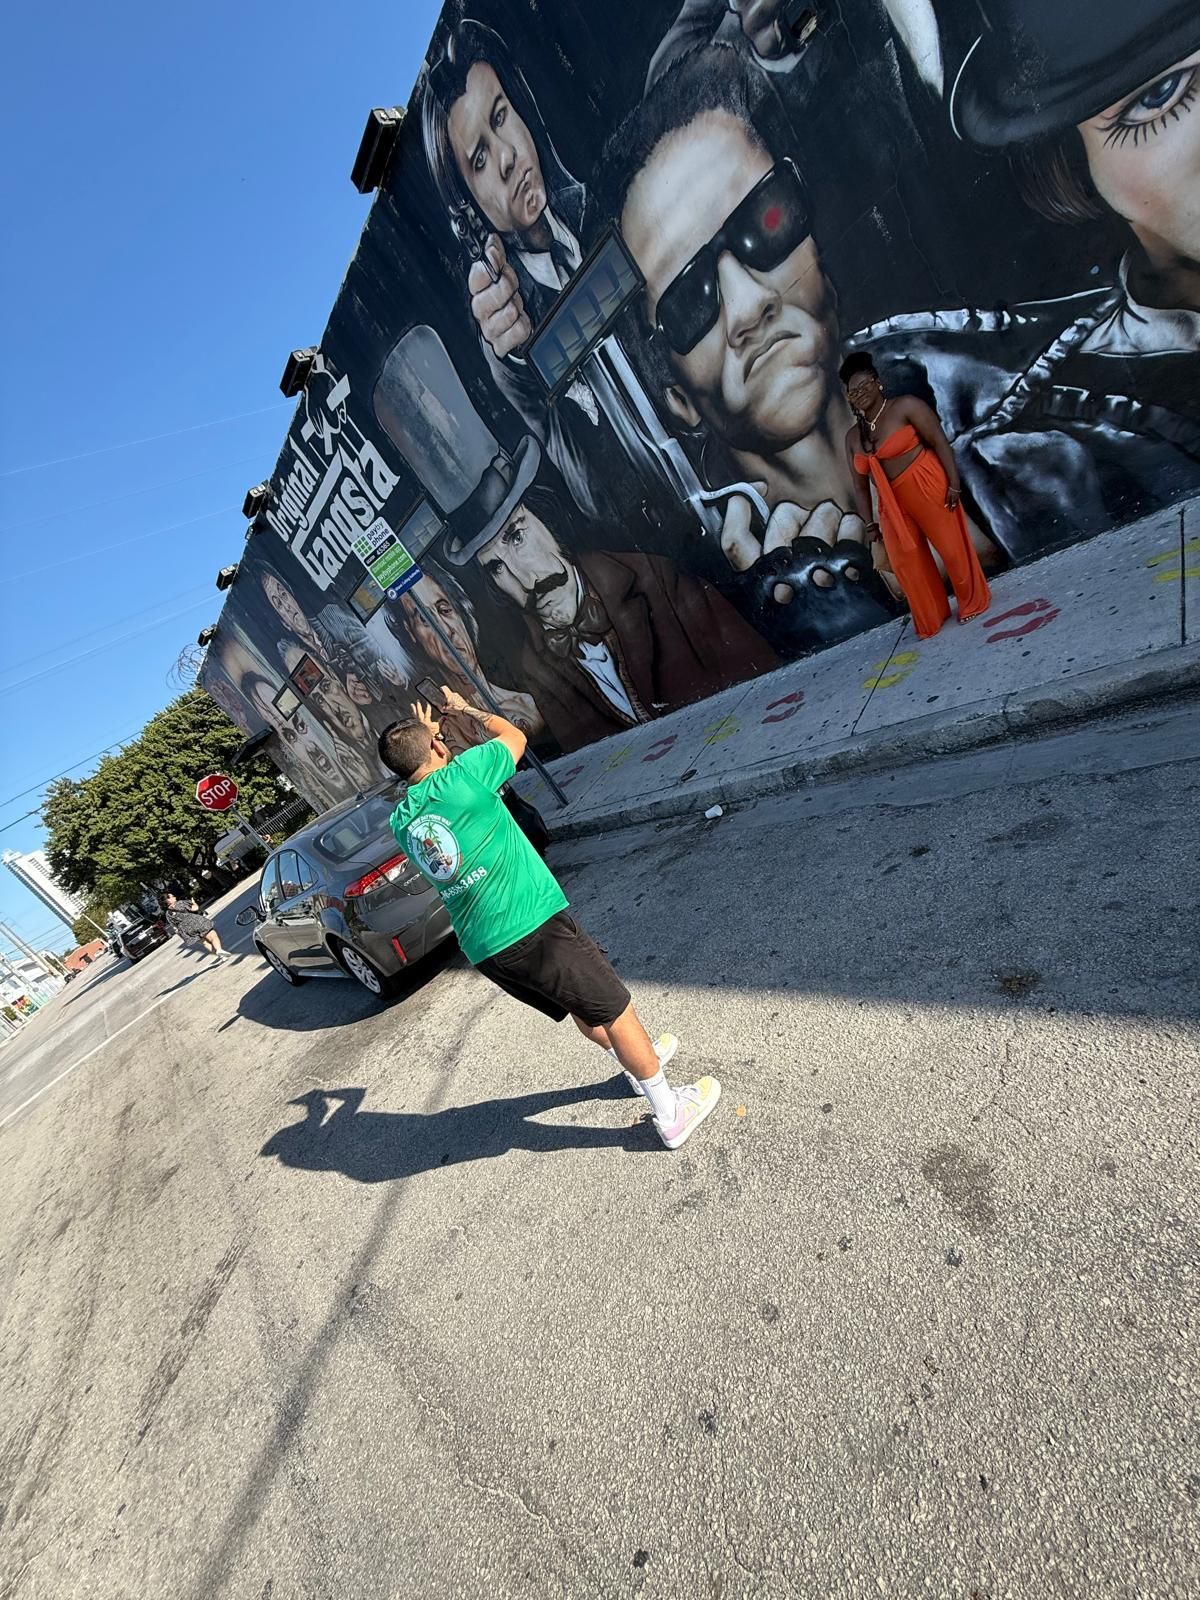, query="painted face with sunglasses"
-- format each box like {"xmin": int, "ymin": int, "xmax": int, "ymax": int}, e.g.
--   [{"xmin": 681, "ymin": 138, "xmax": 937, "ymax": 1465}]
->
[{"xmin": 622, "ymin": 111, "xmax": 844, "ymax": 464}]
